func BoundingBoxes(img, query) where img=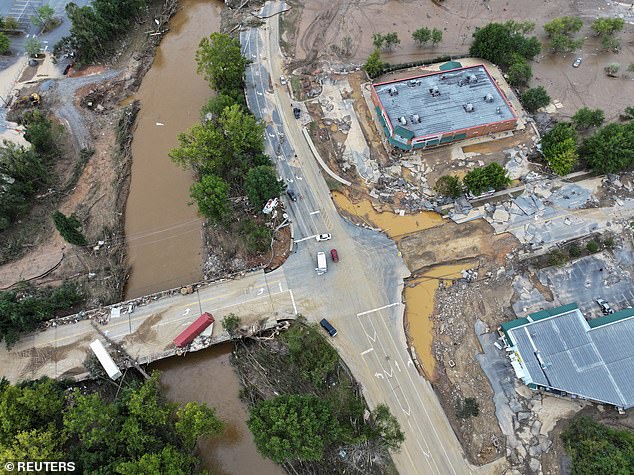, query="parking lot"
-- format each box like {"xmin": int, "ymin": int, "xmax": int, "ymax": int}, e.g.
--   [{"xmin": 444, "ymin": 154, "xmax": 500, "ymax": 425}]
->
[{"xmin": 514, "ymin": 242, "xmax": 634, "ymax": 319}]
